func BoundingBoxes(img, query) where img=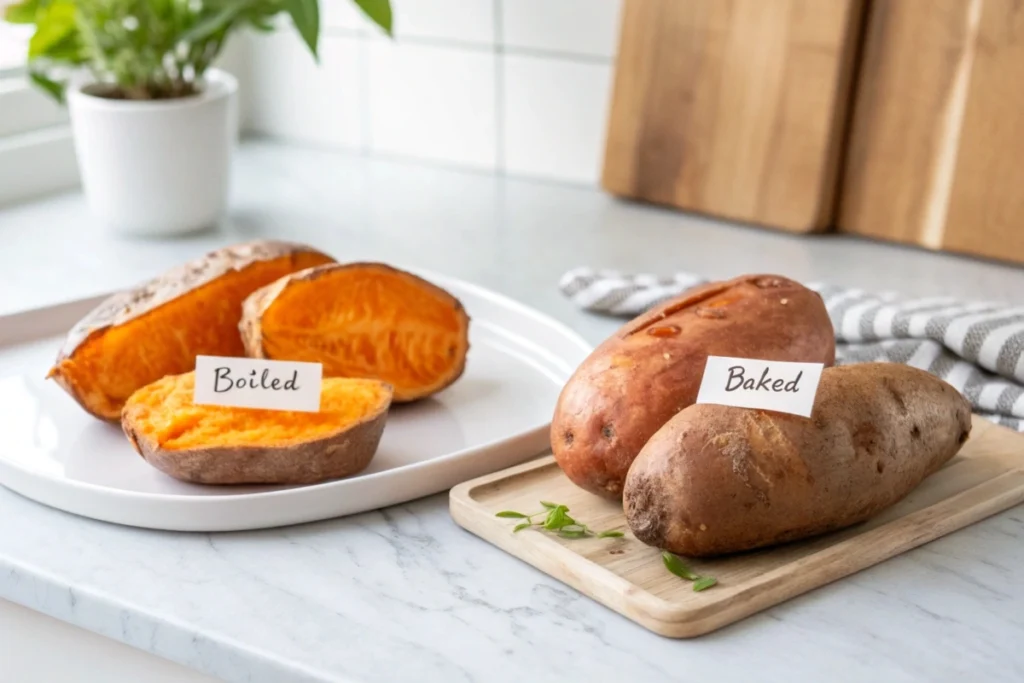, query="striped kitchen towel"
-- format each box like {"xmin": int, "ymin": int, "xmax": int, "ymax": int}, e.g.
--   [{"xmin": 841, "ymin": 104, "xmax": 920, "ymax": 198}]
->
[{"xmin": 559, "ymin": 267, "xmax": 1024, "ymax": 431}]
